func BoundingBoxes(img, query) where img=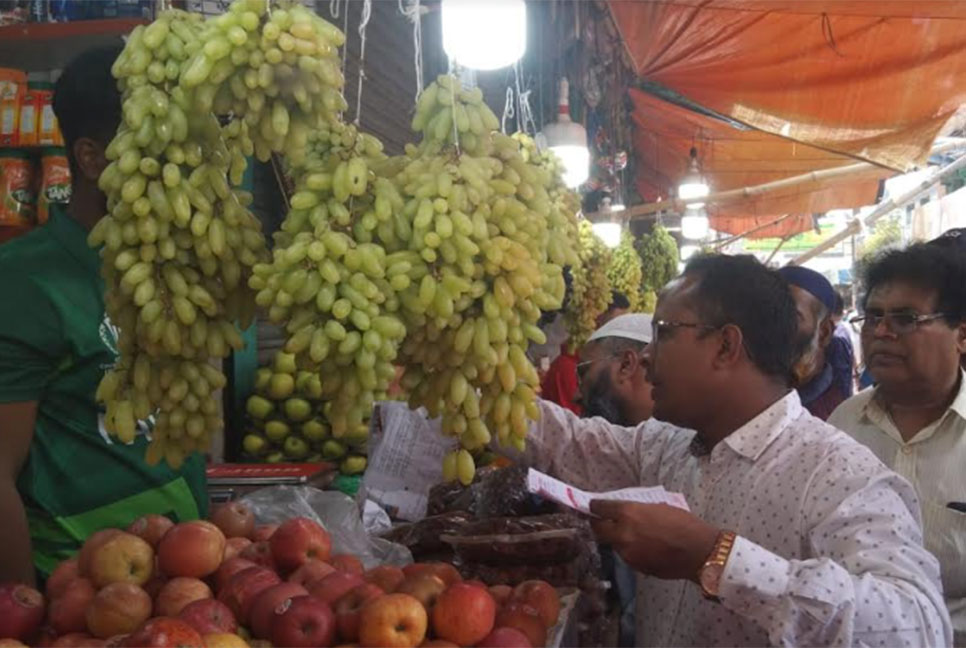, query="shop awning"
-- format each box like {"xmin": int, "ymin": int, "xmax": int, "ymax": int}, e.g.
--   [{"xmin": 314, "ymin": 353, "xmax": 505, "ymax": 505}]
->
[
  {"xmin": 610, "ymin": 1, "xmax": 966, "ymax": 172},
  {"xmin": 629, "ymin": 88, "xmax": 889, "ymax": 236}
]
